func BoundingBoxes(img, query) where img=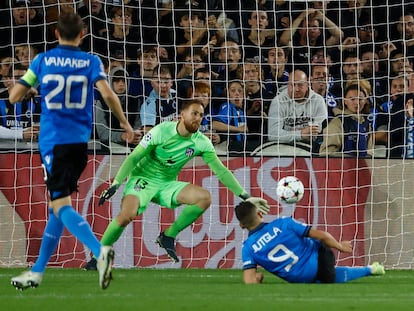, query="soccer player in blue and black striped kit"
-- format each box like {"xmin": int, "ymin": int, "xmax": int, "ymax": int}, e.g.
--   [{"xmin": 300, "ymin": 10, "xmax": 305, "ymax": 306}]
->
[
  {"xmin": 9, "ymin": 12, "xmax": 134, "ymax": 290},
  {"xmin": 235, "ymin": 201, "xmax": 385, "ymax": 284}
]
